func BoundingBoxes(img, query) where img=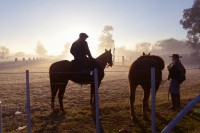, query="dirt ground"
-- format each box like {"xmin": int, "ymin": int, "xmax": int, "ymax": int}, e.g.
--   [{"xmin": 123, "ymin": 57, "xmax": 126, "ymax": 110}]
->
[{"xmin": 0, "ymin": 59, "xmax": 199, "ymax": 133}]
